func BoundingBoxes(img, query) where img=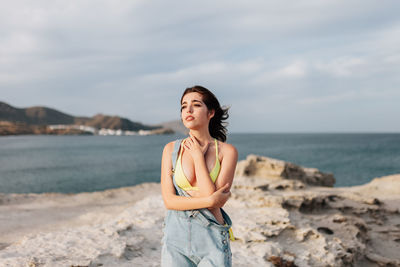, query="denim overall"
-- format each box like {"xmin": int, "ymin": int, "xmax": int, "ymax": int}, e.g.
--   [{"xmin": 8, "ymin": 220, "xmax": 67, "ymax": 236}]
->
[{"xmin": 161, "ymin": 138, "xmax": 233, "ymax": 267}]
